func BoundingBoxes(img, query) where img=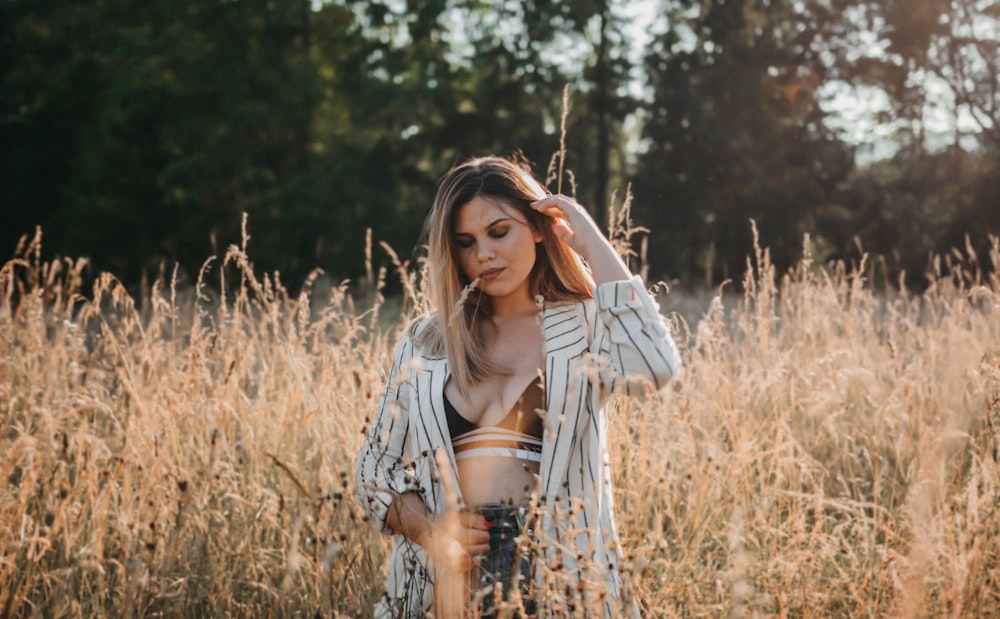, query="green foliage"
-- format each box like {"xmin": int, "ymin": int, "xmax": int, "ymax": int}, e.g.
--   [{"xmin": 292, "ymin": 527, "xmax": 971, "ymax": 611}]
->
[
  {"xmin": 630, "ymin": 0, "xmax": 999, "ymax": 287},
  {"xmin": 2, "ymin": 0, "xmax": 322, "ymax": 284},
  {"xmin": 633, "ymin": 0, "xmax": 854, "ymax": 284}
]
